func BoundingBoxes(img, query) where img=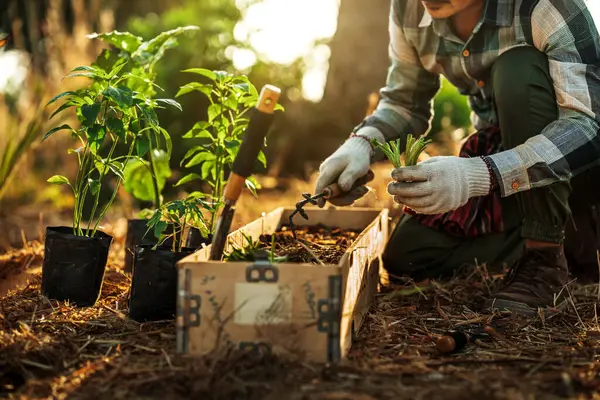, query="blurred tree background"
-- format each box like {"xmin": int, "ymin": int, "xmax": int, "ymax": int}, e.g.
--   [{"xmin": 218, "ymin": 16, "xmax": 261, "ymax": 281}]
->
[{"xmin": 0, "ymin": 0, "xmax": 472, "ymax": 219}]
